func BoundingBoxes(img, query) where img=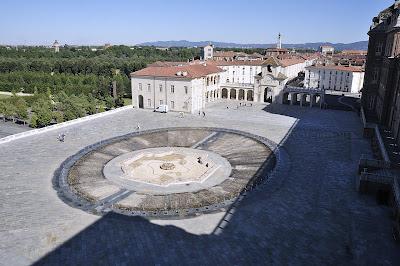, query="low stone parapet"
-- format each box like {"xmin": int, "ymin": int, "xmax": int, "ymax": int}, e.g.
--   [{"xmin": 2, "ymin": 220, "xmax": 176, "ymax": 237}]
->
[
  {"xmin": 0, "ymin": 105, "xmax": 133, "ymax": 145},
  {"xmin": 358, "ymin": 154, "xmax": 391, "ymax": 174},
  {"xmin": 360, "ymin": 107, "xmax": 375, "ymax": 138}
]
